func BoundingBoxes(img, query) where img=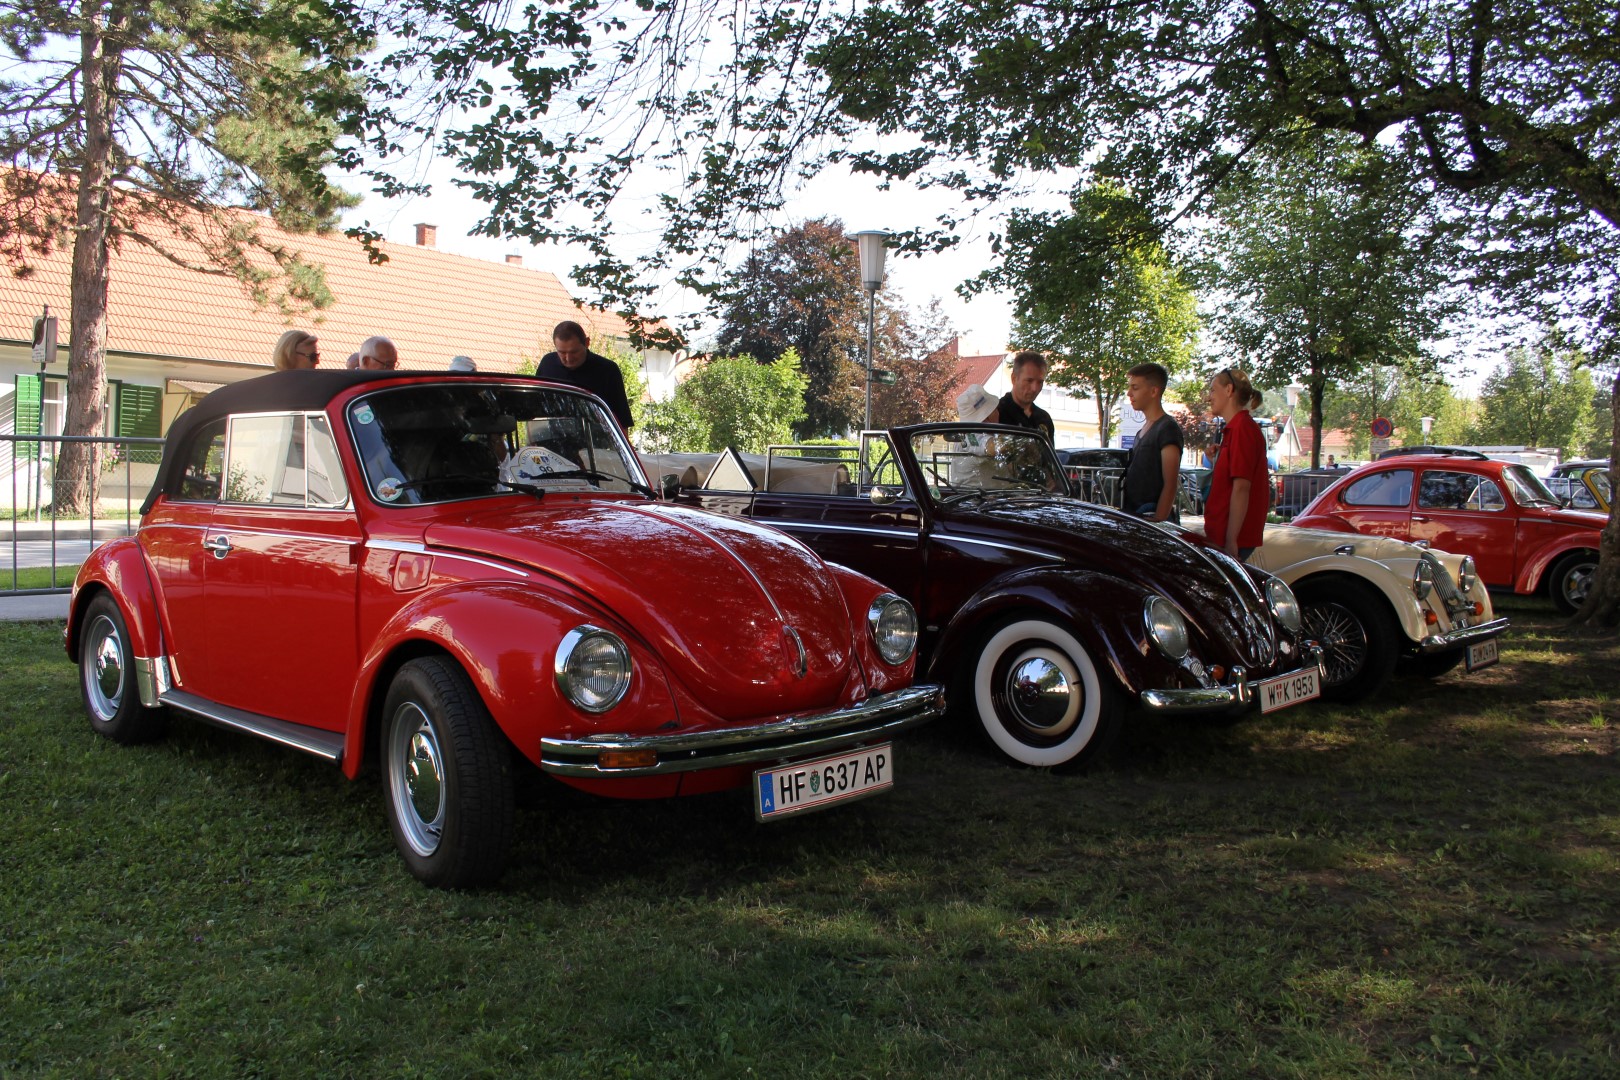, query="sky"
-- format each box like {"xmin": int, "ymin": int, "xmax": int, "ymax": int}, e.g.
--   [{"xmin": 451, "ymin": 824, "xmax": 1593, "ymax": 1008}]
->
[{"xmin": 343, "ymin": 155, "xmax": 1502, "ymax": 396}]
